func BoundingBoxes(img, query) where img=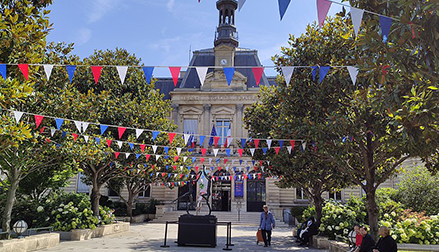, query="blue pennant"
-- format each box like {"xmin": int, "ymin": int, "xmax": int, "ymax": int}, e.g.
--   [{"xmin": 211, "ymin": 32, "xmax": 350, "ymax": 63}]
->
[
  {"xmin": 319, "ymin": 66, "xmax": 331, "ymax": 84},
  {"xmin": 66, "ymin": 65, "xmax": 76, "ymax": 83},
  {"xmin": 164, "ymin": 146, "xmax": 169, "ymax": 154},
  {"xmin": 225, "ymin": 149, "xmax": 231, "ymax": 157},
  {"xmin": 379, "ymin": 16, "xmax": 392, "ymax": 42},
  {"xmin": 129, "ymin": 143, "xmax": 134, "ymax": 150},
  {"xmin": 100, "ymin": 125, "xmax": 108, "ymax": 135},
  {"xmin": 95, "ymin": 137, "xmax": 100, "ymax": 145},
  {"xmin": 188, "ymin": 148, "xmax": 193, "ymax": 152},
  {"xmin": 279, "ymin": 140, "xmax": 284, "ymax": 149},
  {"xmin": 0, "ymin": 64, "xmax": 6, "ymax": 80},
  {"xmin": 246, "ymin": 167, "xmax": 250, "ymax": 172},
  {"xmin": 223, "ymin": 67, "xmax": 235, "ymax": 86},
  {"xmin": 252, "ymin": 160, "xmax": 255, "ymax": 166},
  {"xmin": 164, "ymin": 155, "xmax": 169, "ymax": 159},
  {"xmin": 166, "ymin": 165, "xmax": 169, "ymax": 170},
  {"xmin": 152, "ymin": 131, "xmax": 160, "ymax": 141},
  {"xmin": 199, "ymin": 136, "xmax": 206, "ymax": 146},
  {"xmin": 241, "ymin": 138, "xmax": 247, "ymax": 149},
  {"xmin": 136, "ymin": 154, "xmax": 141, "ymax": 159},
  {"xmin": 312, "ymin": 66, "xmax": 318, "ymax": 81},
  {"xmin": 143, "ymin": 67, "xmax": 154, "ymax": 84},
  {"xmin": 62, "ymin": 131, "xmax": 66, "ymax": 138},
  {"xmin": 233, "ymin": 167, "xmax": 236, "ymax": 172},
  {"xmin": 217, "ymin": 159, "xmax": 220, "ymax": 164},
  {"xmin": 56, "ymin": 143, "xmax": 61, "ymax": 148},
  {"xmin": 278, "ymin": 0, "xmax": 291, "ymax": 21},
  {"xmin": 239, "ymin": 160, "xmax": 243, "ymax": 165},
  {"xmin": 192, "ymin": 157, "xmax": 196, "ymax": 163},
  {"xmin": 55, "ymin": 118, "xmax": 64, "ymax": 130},
  {"xmin": 262, "ymin": 148, "xmax": 268, "ymax": 154},
  {"xmin": 187, "ymin": 166, "xmax": 191, "ymax": 171}
]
